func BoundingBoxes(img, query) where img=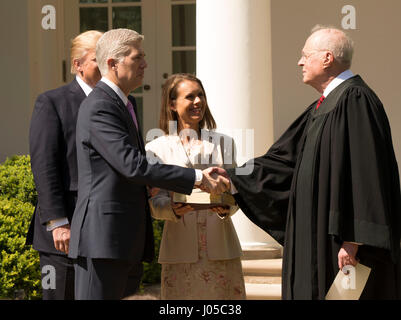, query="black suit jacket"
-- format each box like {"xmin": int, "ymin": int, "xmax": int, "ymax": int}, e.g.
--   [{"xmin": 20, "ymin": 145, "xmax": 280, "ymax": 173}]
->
[
  {"xmin": 26, "ymin": 78, "xmax": 85, "ymax": 255},
  {"xmin": 68, "ymin": 81, "xmax": 195, "ymax": 262}
]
